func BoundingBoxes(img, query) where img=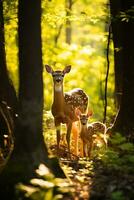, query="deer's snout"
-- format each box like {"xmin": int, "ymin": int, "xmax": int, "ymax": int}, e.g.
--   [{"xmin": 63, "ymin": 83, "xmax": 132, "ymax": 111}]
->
[
  {"xmin": 80, "ymin": 120, "xmax": 87, "ymax": 125},
  {"xmin": 56, "ymin": 78, "xmax": 62, "ymax": 82},
  {"xmin": 82, "ymin": 122, "xmax": 86, "ymax": 125},
  {"xmin": 55, "ymin": 78, "xmax": 62, "ymax": 83}
]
